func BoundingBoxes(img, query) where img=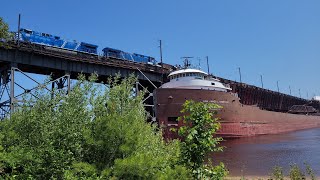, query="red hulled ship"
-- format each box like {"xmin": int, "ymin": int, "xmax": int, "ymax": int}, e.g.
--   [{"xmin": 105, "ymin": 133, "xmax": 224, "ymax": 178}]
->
[{"xmin": 154, "ymin": 67, "xmax": 320, "ymax": 139}]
